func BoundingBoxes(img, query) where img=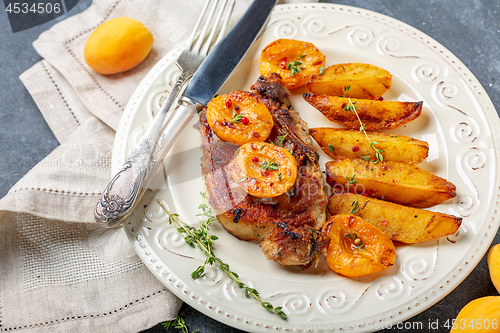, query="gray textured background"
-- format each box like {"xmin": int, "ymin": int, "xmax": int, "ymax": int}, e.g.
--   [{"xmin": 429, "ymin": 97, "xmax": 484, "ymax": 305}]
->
[{"xmin": 1, "ymin": 1, "xmax": 499, "ymax": 332}]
